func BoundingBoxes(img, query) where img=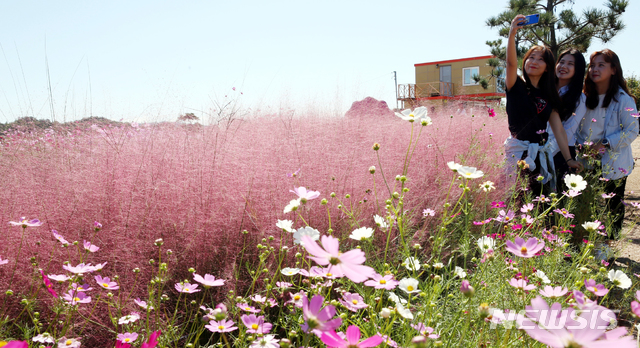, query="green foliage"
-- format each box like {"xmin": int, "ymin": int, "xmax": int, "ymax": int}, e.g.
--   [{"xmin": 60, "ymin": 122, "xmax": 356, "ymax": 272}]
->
[{"xmin": 626, "ymin": 75, "xmax": 640, "ymax": 109}]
